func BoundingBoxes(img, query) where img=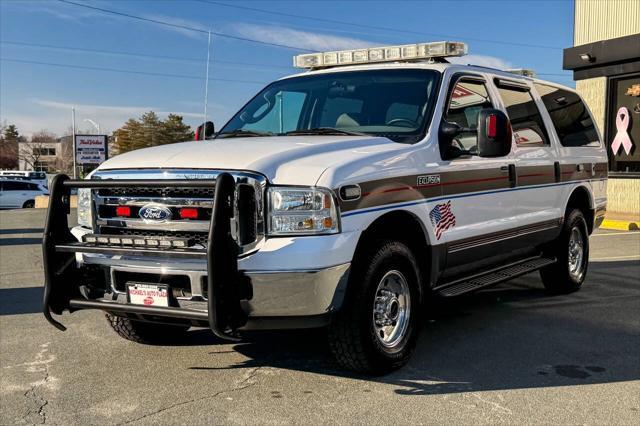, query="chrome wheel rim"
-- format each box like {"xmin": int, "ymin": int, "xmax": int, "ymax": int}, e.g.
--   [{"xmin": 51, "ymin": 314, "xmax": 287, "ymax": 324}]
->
[
  {"xmin": 568, "ymin": 226, "xmax": 585, "ymax": 280},
  {"xmin": 373, "ymin": 270, "xmax": 411, "ymax": 348}
]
